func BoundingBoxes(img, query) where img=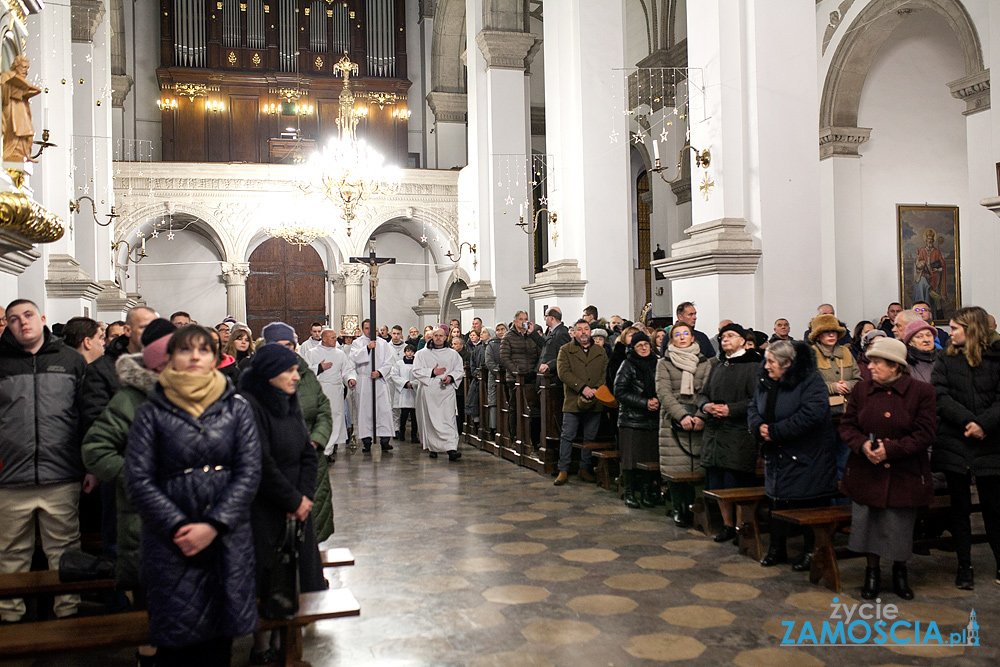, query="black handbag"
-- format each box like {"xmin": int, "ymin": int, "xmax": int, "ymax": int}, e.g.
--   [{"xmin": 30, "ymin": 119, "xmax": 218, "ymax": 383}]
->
[
  {"xmin": 259, "ymin": 518, "xmax": 302, "ymax": 620},
  {"xmin": 58, "ymin": 549, "xmax": 114, "ymax": 582}
]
